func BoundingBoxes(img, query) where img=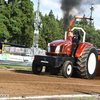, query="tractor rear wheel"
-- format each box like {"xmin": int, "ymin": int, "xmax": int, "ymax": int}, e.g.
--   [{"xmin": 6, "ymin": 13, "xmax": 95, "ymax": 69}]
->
[
  {"xmin": 32, "ymin": 60, "xmax": 43, "ymax": 74},
  {"xmin": 62, "ymin": 60, "xmax": 73, "ymax": 78},
  {"xmin": 76, "ymin": 46, "xmax": 98, "ymax": 79}
]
